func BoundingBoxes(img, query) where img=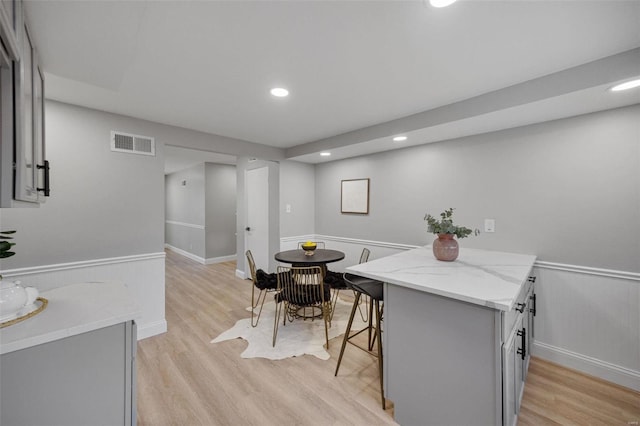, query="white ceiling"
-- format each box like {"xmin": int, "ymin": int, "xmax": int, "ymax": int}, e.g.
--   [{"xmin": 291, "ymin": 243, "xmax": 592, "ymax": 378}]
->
[{"xmin": 24, "ymin": 0, "xmax": 640, "ymax": 166}]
